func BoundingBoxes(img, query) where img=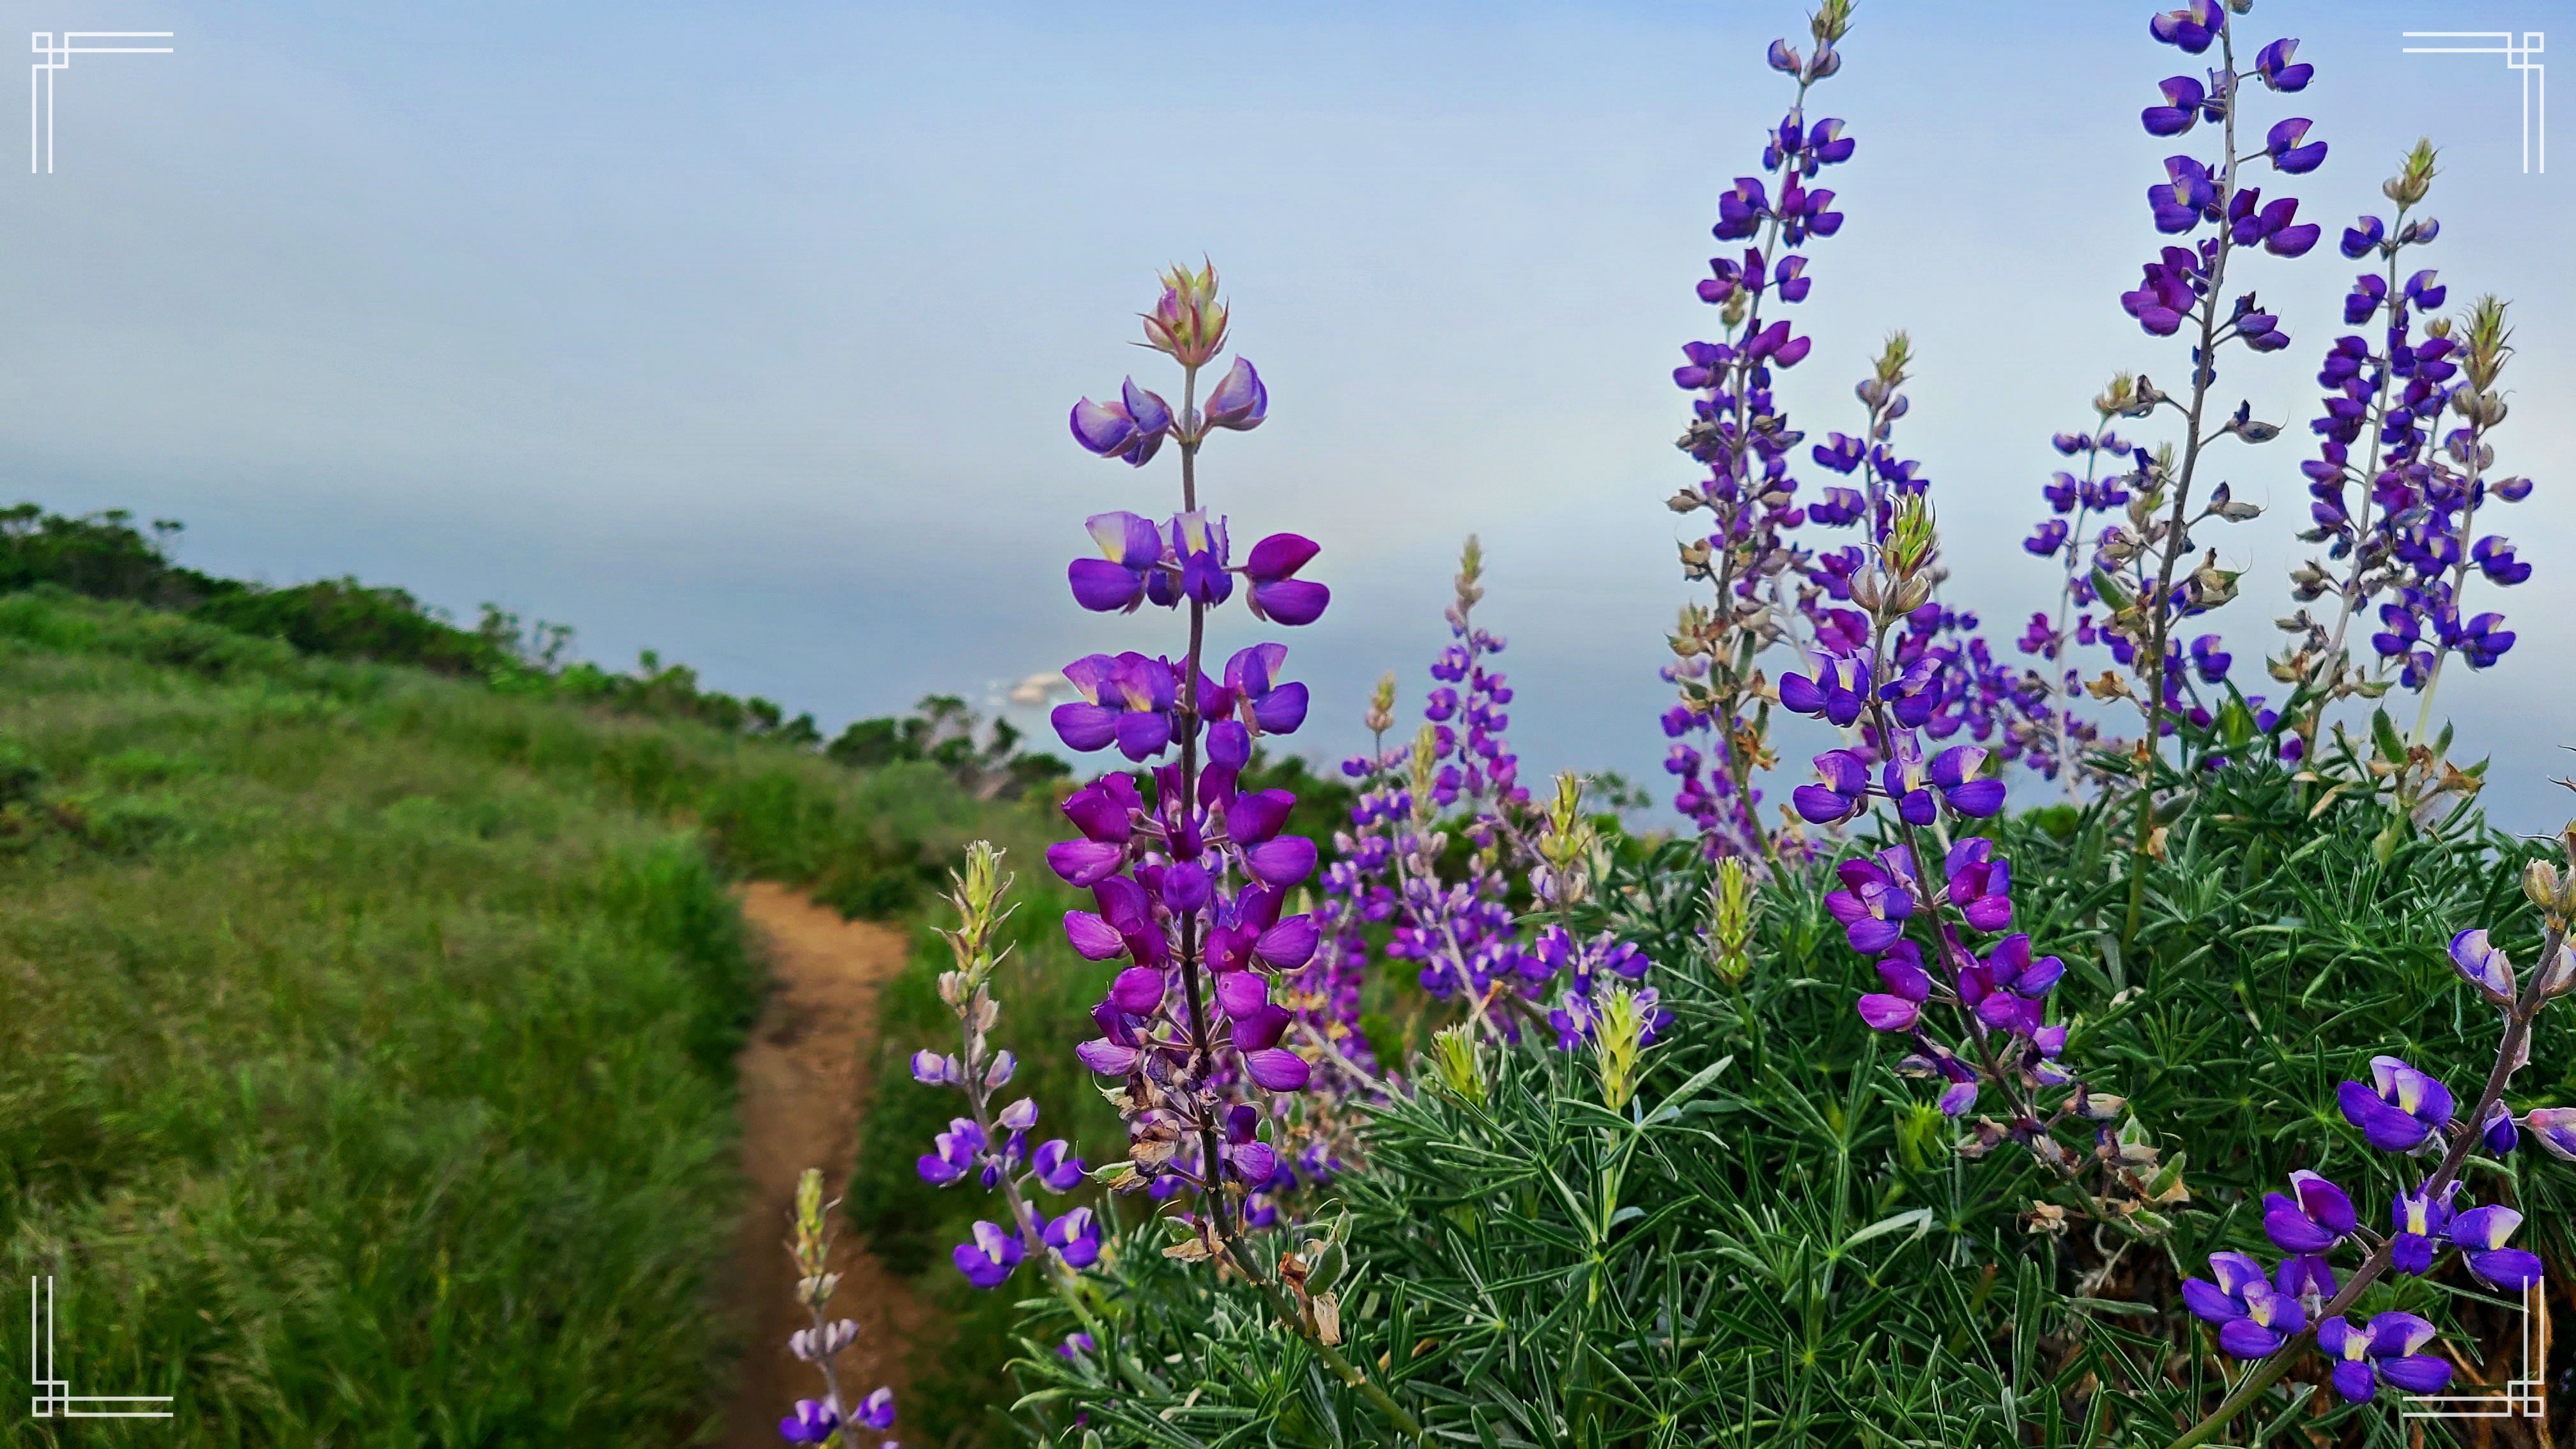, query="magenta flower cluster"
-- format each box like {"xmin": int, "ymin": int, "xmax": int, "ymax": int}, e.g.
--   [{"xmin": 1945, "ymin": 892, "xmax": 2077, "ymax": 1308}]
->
[{"xmin": 1050, "ymin": 265, "xmax": 1328, "ymax": 1223}]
